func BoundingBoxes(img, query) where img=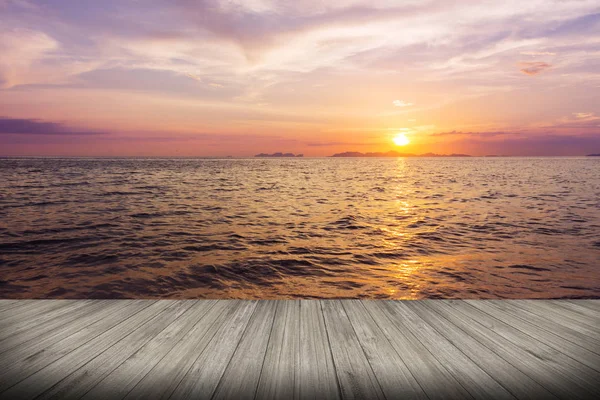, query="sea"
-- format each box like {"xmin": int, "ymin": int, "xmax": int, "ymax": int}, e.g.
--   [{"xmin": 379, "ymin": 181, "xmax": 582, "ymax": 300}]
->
[{"xmin": 0, "ymin": 157, "xmax": 598, "ymax": 299}]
